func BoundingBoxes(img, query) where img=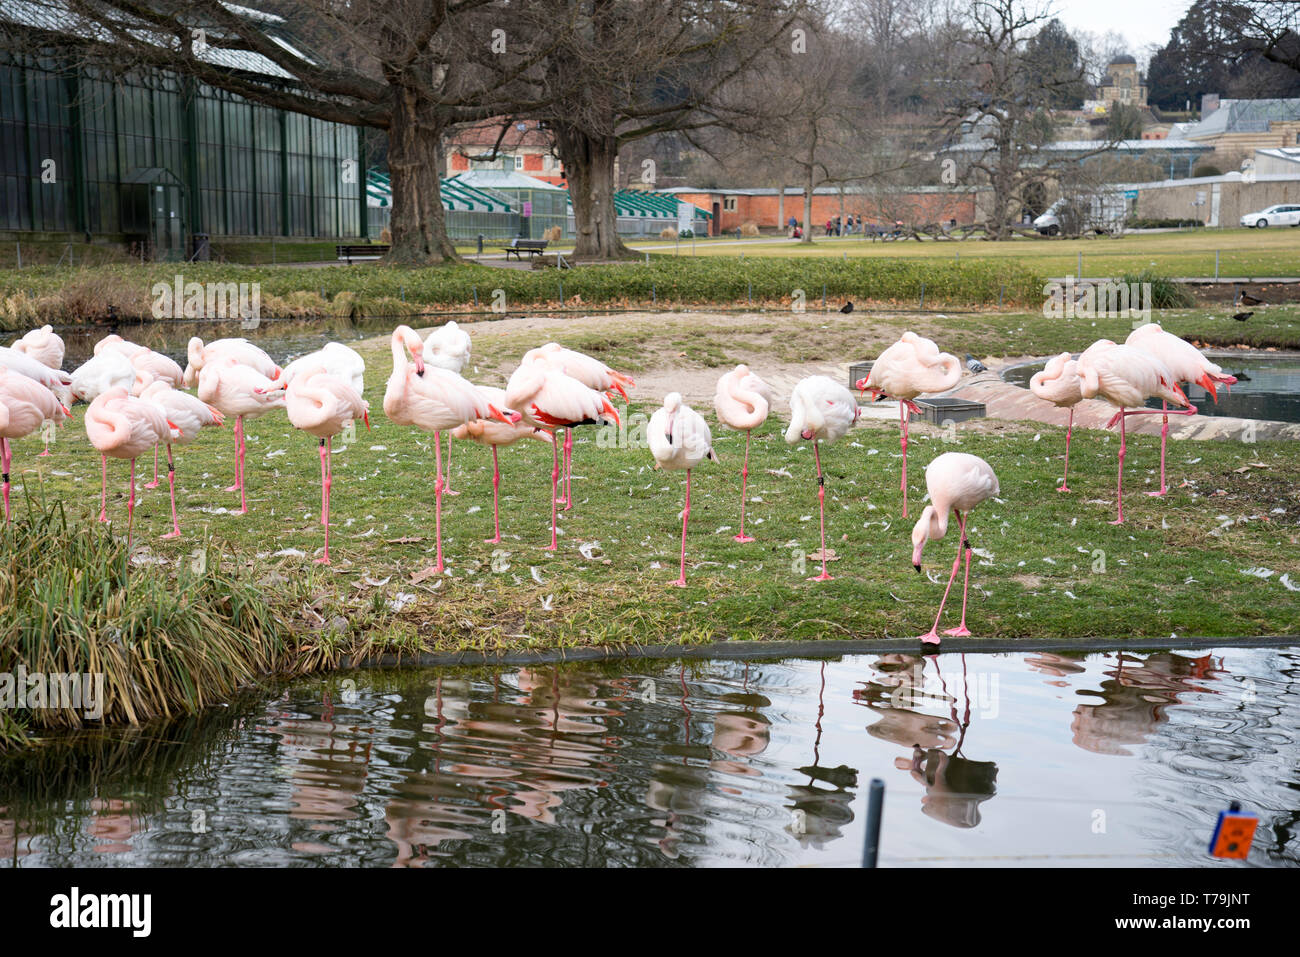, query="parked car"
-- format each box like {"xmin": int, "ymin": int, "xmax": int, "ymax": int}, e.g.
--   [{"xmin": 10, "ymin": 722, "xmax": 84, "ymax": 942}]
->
[
  {"xmin": 1033, "ymin": 191, "xmax": 1128, "ymax": 237},
  {"xmin": 1240, "ymin": 205, "xmax": 1300, "ymax": 228}
]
